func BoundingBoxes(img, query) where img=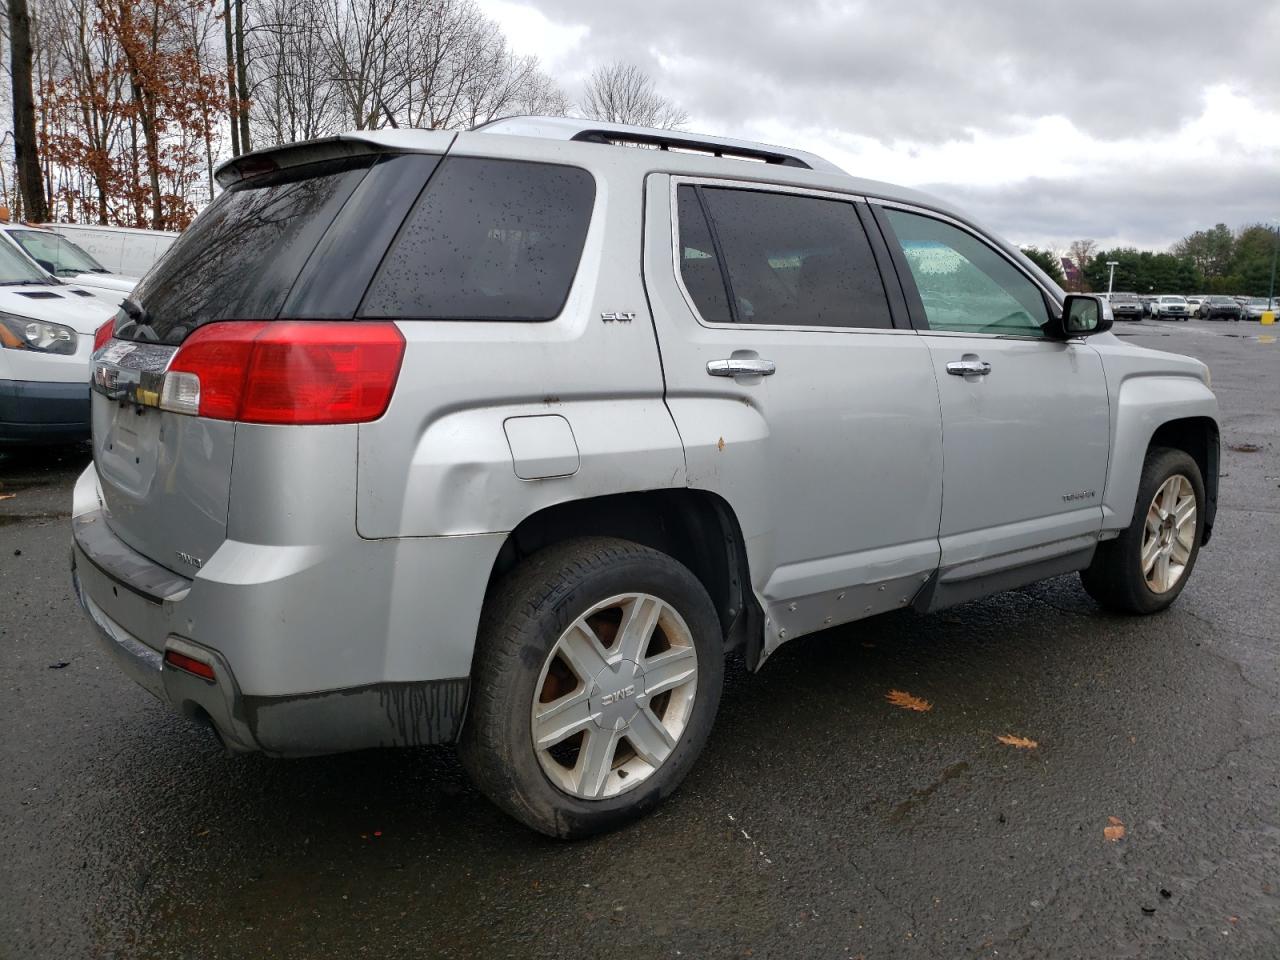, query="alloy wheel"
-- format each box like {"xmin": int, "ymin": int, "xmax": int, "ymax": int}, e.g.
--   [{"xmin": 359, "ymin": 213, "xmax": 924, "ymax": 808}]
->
[
  {"xmin": 531, "ymin": 593, "xmax": 699, "ymax": 800},
  {"xmin": 1141, "ymin": 474, "xmax": 1197, "ymax": 593}
]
